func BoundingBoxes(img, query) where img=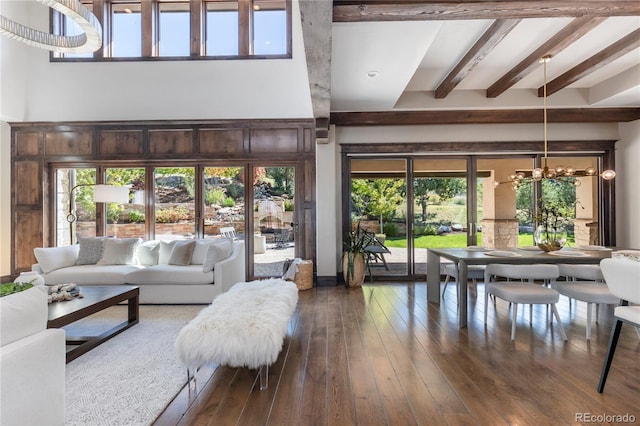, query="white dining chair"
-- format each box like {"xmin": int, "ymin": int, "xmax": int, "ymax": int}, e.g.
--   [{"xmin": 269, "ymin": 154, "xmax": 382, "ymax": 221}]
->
[
  {"xmin": 557, "ymin": 263, "xmax": 606, "ymax": 323},
  {"xmin": 558, "ymin": 264, "xmax": 604, "ymax": 282},
  {"xmin": 441, "ymin": 263, "xmax": 486, "ymax": 300},
  {"xmin": 484, "ymin": 264, "xmax": 567, "ymax": 341},
  {"xmin": 597, "ymin": 258, "xmax": 640, "ymax": 393},
  {"xmin": 553, "ymin": 281, "xmax": 619, "ymax": 340}
]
